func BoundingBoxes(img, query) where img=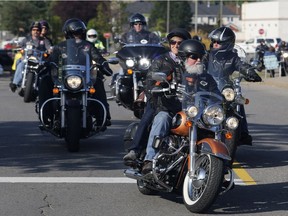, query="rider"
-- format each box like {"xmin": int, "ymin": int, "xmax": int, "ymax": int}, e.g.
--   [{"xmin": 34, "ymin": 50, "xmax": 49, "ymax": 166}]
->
[
  {"xmin": 38, "ymin": 18, "xmax": 113, "ymax": 126},
  {"xmin": 9, "ymin": 21, "xmax": 52, "ymax": 93},
  {"xmin": 204, "ymin": 26, "xmax": 262, "ymax": 146},
  {"xmin": 86, "ymin": 29, "xmax": 106, "ymax": 53},
  {"xmin": 142, "ymin": 39, "xmax": 220, "ymax": 174},
  {"xmin": 40, "ymin": 20, "xmax": 53, "ymax": 45},
  {"xmin": 120, "ymin": 13, "xmax": 160, "ymax": 45},
  {"xmin": 123, "ymin": 28, "xmax": 191, "ymax": 164},
  {"xmin": 255, "ymin": 39, "xmax": 269, "ymax": 71}
]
